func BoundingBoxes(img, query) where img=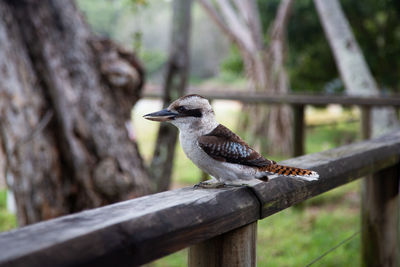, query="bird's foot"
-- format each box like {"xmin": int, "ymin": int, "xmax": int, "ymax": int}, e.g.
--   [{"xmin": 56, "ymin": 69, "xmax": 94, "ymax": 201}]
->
[
  {"xmin": 225, "ymin": 179, "xmax": 261, "ymax": 187},
  {"xmin": 193, "ymin": 181, "xmax": 226, "ymax": 189}
]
